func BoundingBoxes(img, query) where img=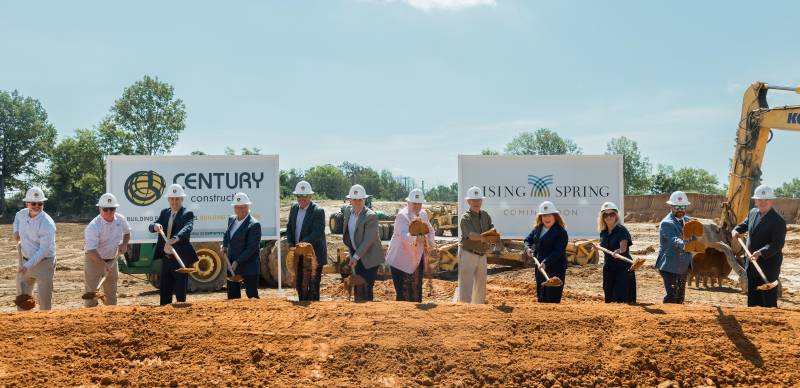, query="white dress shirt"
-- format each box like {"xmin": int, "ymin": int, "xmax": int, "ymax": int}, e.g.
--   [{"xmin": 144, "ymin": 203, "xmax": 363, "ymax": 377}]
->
[
  {"xmin": 13, "ymin": 208, "xmax": 57, "ymax": 269},
  {"xmin": 348, "ymin": 207, "xmax": 362, "ymax": 253},
  {"xmin": 385, "ymin": 207, "xmax": 435, "ymax": 274},
  {"xmin": 84, "ymin": 213, "xmax": 131, "ymax": 260},
  {"xmin": 295, "ymin": 204, "xmax": 308, "ymax": 242},
  {"xmin": 229, "ymin": 215, "xmax": 248, "ymax": 238}
]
